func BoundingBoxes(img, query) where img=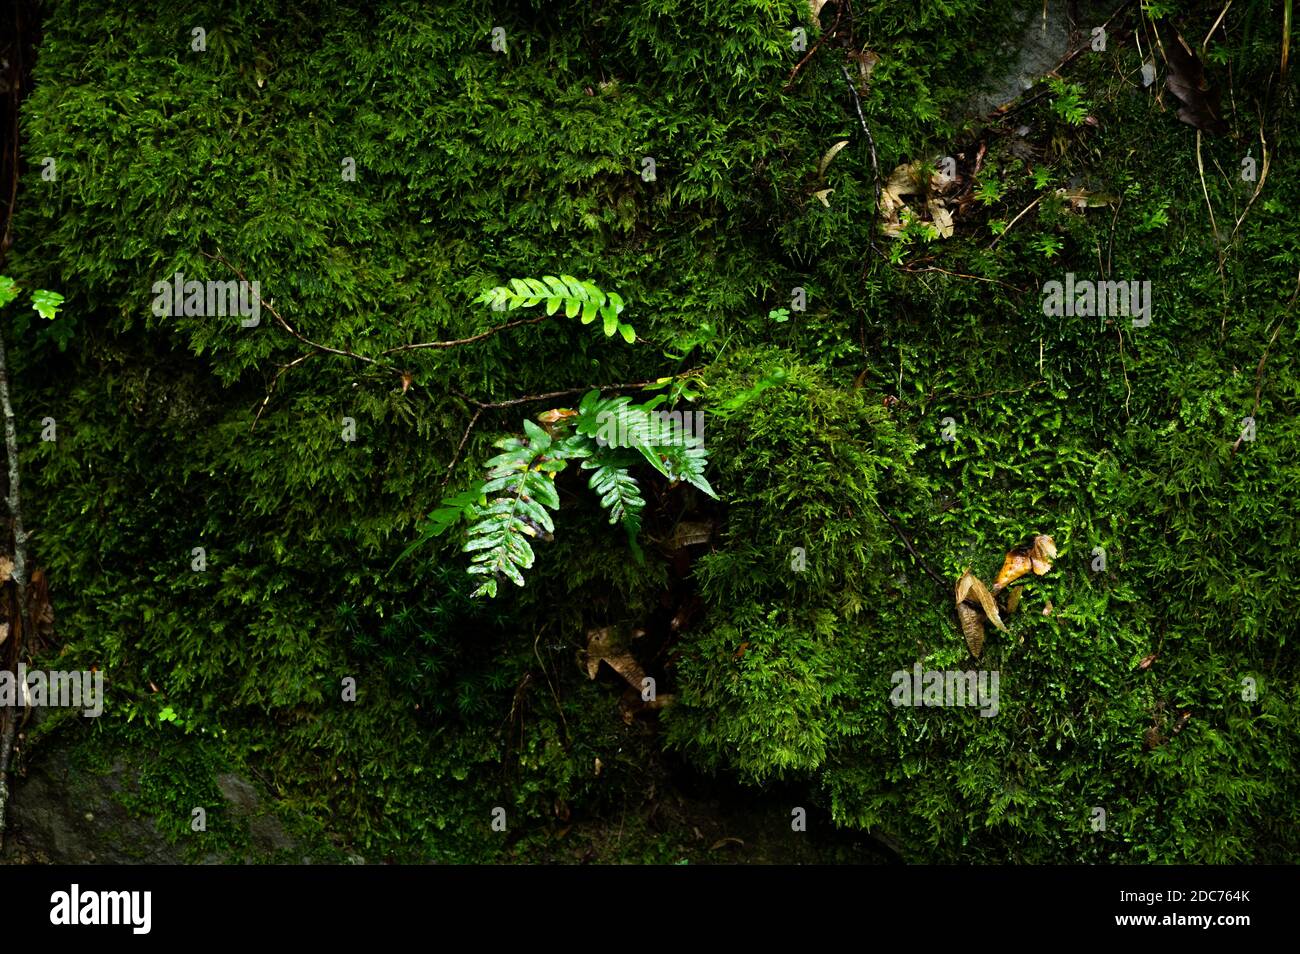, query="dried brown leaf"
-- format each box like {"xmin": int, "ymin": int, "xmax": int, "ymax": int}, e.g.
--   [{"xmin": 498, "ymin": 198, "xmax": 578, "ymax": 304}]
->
[
  {"xmin": 537, "ymin": 407, "xmax": 577, "ymax": 426},
  {"xmin": 956, "ymin": 602, "xmax": 986, "ymax": 657},
  {"xmin": 669, "ymin": 520, "xmax": 714, "ymax": 549},
  {"xmin": 1030, "ymin": 534, "xmax": 1057, "ymax": 574},
  {"xmin": 1056, "ymin": 187, "xmax": 1119, "ymax": 210},
  {"xmin": 1158, "ymin": 22, "xmax": 1229, "ymax": 134},
  {"xmin": 992, "ymin": 551, "xmax": 1034, "ymax": 593},
  {"xmin": 927, "ymin": 200, "xmax": 955, "ymax": 238},
  {"xmin": 956, "ymin": 571, "xmax": 1007, "ymax": 633},
  {"xmin": 817, "ymin": 140, "xmax": 850, "ymax": 178},
  {"xmin": 585, "ymin": 627, "xmax": 647, "ymax": 688},
  {"xmin": 855, "ymin": 49, "xmax": 880, "ymax": 87}
]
